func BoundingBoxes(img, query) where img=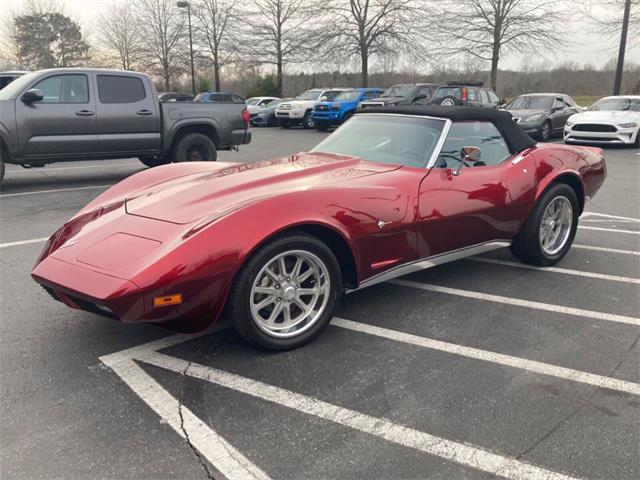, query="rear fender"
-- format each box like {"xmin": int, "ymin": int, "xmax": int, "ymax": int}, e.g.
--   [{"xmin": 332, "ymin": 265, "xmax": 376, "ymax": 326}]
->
[{"xmin": 534, "ymin": 170, "xmax": 586, "ymax": 214}]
